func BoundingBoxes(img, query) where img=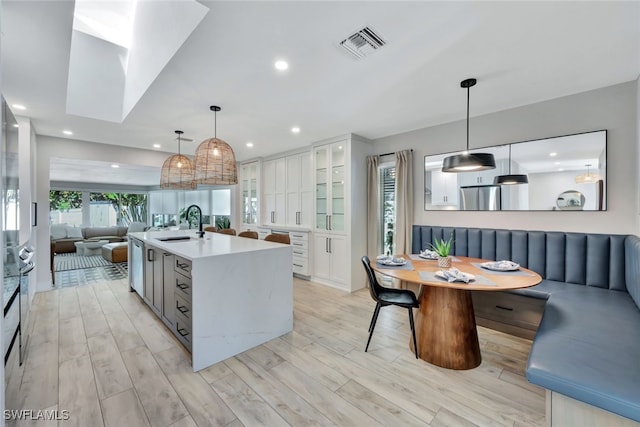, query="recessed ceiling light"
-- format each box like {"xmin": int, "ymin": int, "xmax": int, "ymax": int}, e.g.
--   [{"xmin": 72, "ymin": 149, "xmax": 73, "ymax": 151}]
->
[
  {"xmin": 558, "ymin": 168, "xmax": 565, "ymax": 171},
  {"xmin": 12, "ymin": 124, "xmax": 19, "ymax": 128},
  {"xmin": 63, "ymin": 130, "xmax": 73, "ymax": 135},
  {"xmin": 12, "ymin": 104, "xmax": 26, "ymax": 110},
  {"xmin": 153, "ymin": 143, "xmax": 161, "ymax": 148},
  {"xmin": 291, "ymin": 126, "xmax": 300, "ymax": 134},
  {"xmin": 111, "ymin": 164, "xmax": 120, "ymax": 168},
  {"xmin": 274, "ymin": 60, "xmax": 289, "ymax": 71},
  {"xmin": 246, "ymin": 142, "xmax": 254, "ymax": 148},
  {"xmin": 550, "ymin": 152, "xmax": 557, "ymax": 157}
]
